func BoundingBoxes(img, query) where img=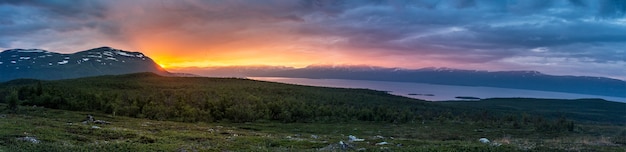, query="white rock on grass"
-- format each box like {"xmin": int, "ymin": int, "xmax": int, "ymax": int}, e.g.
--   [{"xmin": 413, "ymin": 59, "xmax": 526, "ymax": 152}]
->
[
  {"xmin": 375, "ymin": 141, "xmax": 389, "ymax": 146},
  {"xmin": 311, "ymin": 135, "xmax": 319, "ymax": 139},
  {"xmin": 17, "ymin": 136, "xmax": 40, "ymax": 144},
  {"xmin": 479, "ymin": 138, "xmax": 490, "ymax": 144},
  {"xmin": 348, "ymin": 135, "xmax": 365, "ymax": 142}
]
